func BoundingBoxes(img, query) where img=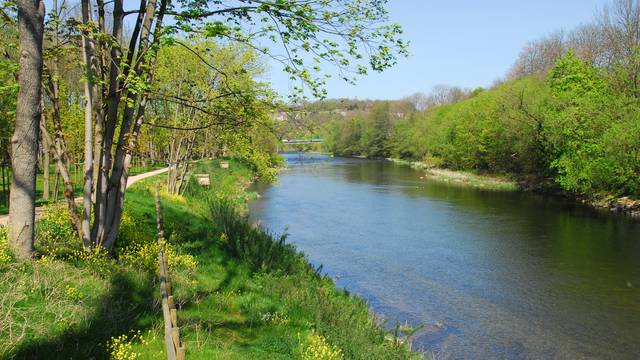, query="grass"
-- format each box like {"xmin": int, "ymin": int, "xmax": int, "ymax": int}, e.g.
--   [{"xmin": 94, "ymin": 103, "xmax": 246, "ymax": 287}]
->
[
  {"xmin": 0, "ymin": 222, "xmax": 157, "ymax": 359},
  {"xmin": 0, "ymin": 162, "xmax": 166, "ymax": 215},
  {"xmin": 390, "ymin": 158, "xmax": 519, "ymax": 191},
  {"xmin": 0, "ymin": 158, "xmax": 421, "ymax": 359},
  {"xmin": 422, "ymin": 168, "xmax": 519, "ymax": 191}
]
